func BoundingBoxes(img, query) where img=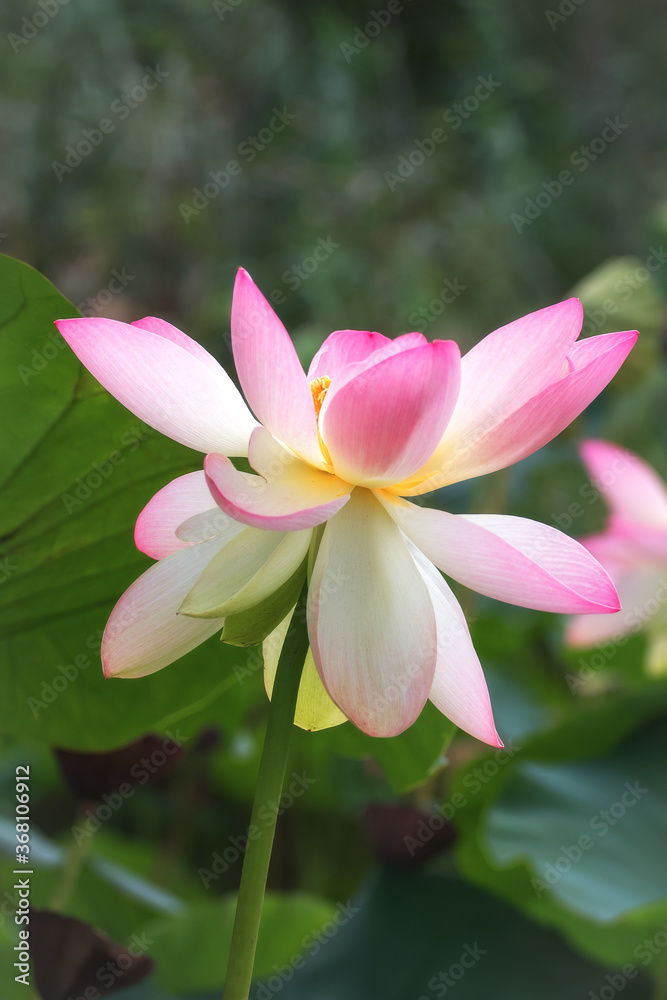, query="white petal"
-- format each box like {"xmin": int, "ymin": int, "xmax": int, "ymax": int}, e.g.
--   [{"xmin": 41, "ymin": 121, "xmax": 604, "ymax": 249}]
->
[
  {"xmin": 102, "ymin": 537, "xmax": 227, "ymax": 678},
  {"xmin": 134, "ymin": 471, "xmax": 221, "ymax": 559},
  {"xmin": 308, "ymin": 489, "xmax": 437, "ymax": 737},
  {"xmin": 180, "ymin": 527, "xmax": 312, "ymax": 618},
  {"xmin": 409, "ymin": 546, "xmax": 501, "ymax": 746},
  {"xmin": 176, "ymin": 507, "xmax": 247, "ymax": 546}
]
